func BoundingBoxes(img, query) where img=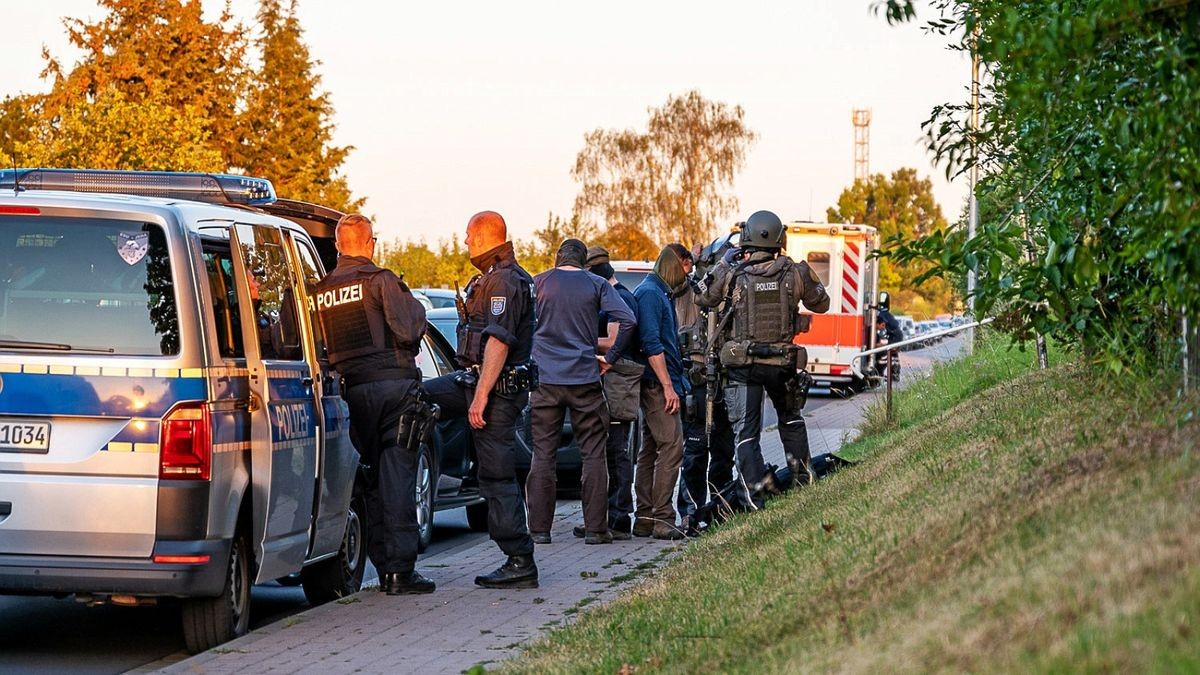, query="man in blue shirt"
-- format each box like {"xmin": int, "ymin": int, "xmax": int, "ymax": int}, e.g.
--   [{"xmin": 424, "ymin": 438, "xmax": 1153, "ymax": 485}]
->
[
  {"xmin": 631, "ymin": 245, "xmax": 690, "ymax": 540},
  {"xmin": 525, "ymin": 239, "xmax": 637, "ymax": 544},
  {"xmin": 580, "ymin": 246, "xmax": 644, "ymax": 539}
]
